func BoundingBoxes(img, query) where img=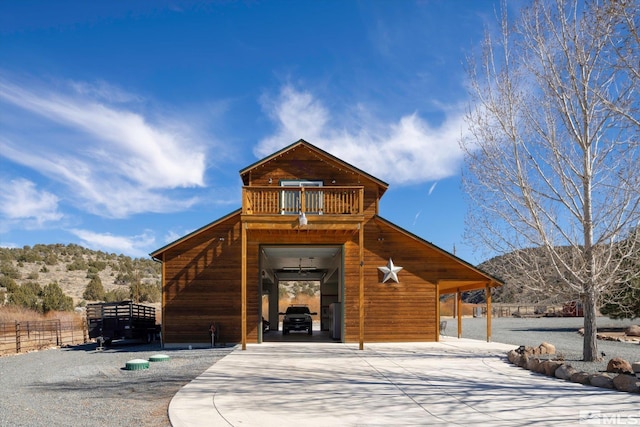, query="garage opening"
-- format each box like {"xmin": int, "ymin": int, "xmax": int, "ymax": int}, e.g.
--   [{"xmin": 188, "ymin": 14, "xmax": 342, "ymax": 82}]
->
[{"xmin": 259, "ymin": 245, "xmax": 343, "ymax": 343}]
